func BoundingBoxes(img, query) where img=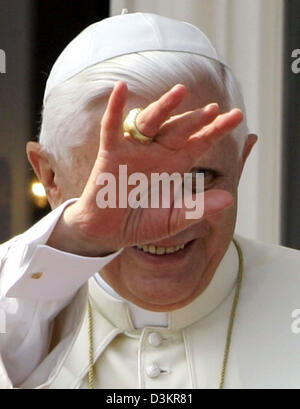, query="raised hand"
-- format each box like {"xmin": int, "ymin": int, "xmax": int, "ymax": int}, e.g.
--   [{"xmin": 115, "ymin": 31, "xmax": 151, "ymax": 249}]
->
[{"xmin": 49, "ymin": 81, "xmax": 243, "ymax": 256}]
